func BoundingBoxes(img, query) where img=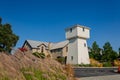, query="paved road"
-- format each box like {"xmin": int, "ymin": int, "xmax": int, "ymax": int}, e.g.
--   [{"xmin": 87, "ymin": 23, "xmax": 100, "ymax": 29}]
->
[
  {"xmin": 77, "ymin": 75, "xmax": 120, "ymax": 80},
  {"xmin": 74, "ymin": 67, "xmax": 119, "ymax": 78}
]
